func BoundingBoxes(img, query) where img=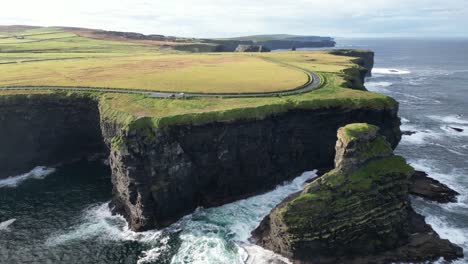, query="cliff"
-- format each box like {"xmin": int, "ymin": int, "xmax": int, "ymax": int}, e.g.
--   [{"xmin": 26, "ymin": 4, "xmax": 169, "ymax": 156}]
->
[
  {"xmin": 0, "ymin": 93, "xmax": 106, "ymax": 178},
  {"xmin": 330, "ymin": 49, "xmax": 375, "ymax": 77},
  {"xmin": 0, "ymin": 91, "xmax": 401, "ymax": 232},
  {"xmin": 106, "ymin": 108, "xmax": 401, "ymax": 231},
  {"xmin": 252, "ymin": 123, "xmax": 463, "ymax": 263},
  {"xmin": 203, "ymin": 36, "xmax": 335, "ymax": 52},
  {"xmin": 0, "ymin": 50, "xmax": 402, "ymax": 233},
  {"xmin": 256, "ymin": 39, "xmax": 336, "ymax": 50}
]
